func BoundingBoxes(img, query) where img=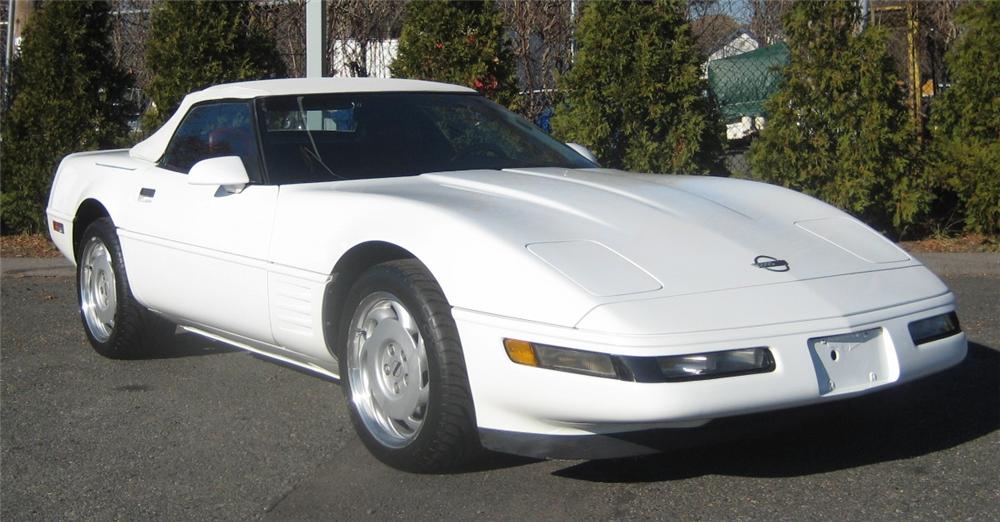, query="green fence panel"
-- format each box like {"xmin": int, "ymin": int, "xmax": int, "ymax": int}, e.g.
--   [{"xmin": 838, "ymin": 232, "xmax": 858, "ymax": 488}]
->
[{"xmin": 708, "ymin": 42, "xmax": 790, "ymax": 123}]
